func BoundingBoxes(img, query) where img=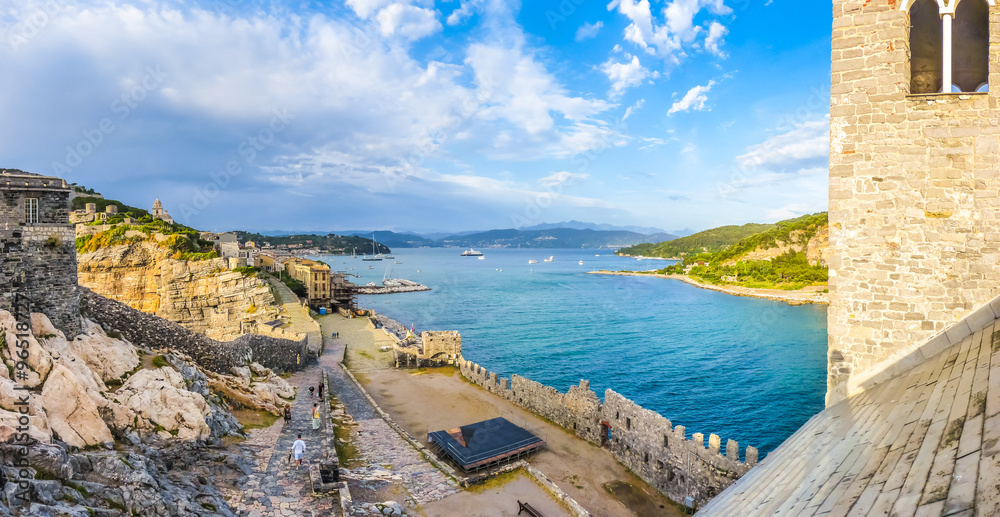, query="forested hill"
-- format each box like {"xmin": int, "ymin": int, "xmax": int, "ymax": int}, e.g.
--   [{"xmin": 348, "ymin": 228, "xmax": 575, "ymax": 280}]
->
[
  {"xmin": 653, "ymin": 212, "xmax": 830, "ymax": 290},
  {"xmin": 617, "ymin": 222, "xmax": 774, "ymax": 258}
]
